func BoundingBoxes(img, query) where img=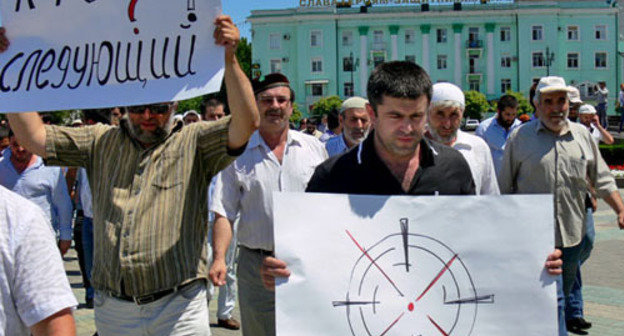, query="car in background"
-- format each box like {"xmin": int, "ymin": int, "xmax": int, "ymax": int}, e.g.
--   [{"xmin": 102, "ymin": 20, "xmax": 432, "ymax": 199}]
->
[{"xmin": 461, "ymin": 118, "xmax": 480, "ymax": 131}]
